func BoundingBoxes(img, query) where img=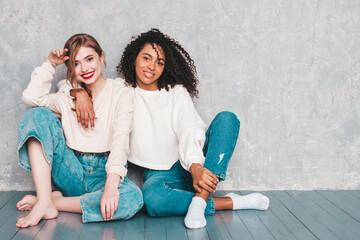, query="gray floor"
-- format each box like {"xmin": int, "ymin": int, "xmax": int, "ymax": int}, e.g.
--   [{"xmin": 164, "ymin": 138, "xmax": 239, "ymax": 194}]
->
[{"xmin": 1, "ymin": 190, "xmax": 360, "ymax": 239}]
